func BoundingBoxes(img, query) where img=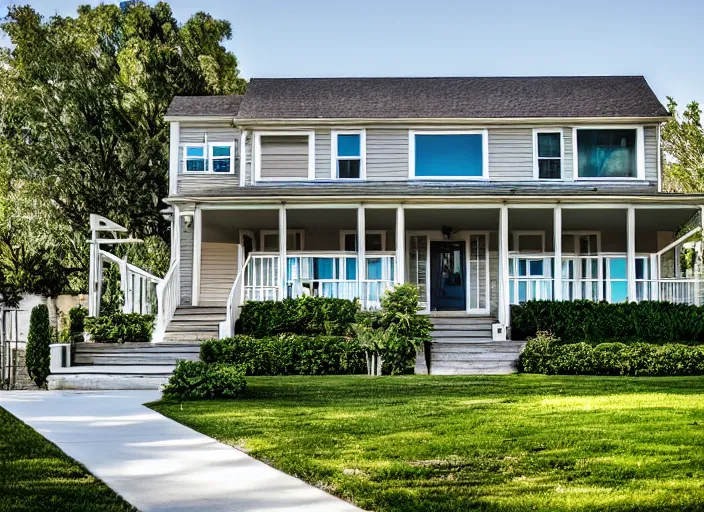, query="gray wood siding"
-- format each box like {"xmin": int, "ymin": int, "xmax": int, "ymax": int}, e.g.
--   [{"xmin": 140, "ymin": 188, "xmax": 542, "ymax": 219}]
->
[
  {"xmin": 200, "ymin": 242, "xmax": 239, "ymax": 304},
  {"xmin": 562, "ymin": 128, "xmax": 574, "ymax": 180},
  {"xmin": 177, "ymin": 124, "xmax": 240, "ymax": 195},
  {"xmin": 366, "ymin": 129, "xmax": 409, "ymax": 180},
  {"xmin": 259, "ymin": 135, "xmax": 309, "ymax": 179},
  {"xmin": 315, "ymin": 131, "xmax": 332, "ymax": 179},
  {"xmin": 644, "ymin": 126, "xmax": 658, "ymax": 182},
  {"xmin": 488, "ymin": 128, "xmax": 533, "ymax": 180},
  {"xmin": 179, "ymin": 217, "xmax": 193, "ymax": 305}
]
